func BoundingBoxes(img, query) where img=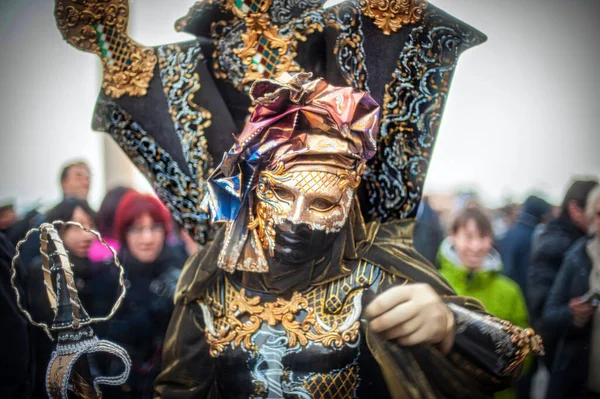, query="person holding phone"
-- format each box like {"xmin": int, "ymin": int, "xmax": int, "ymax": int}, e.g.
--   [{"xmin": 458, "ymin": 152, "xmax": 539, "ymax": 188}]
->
[{"xmin": 542, "ymin": 184, "xmax": 600, "ymax": 399}]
